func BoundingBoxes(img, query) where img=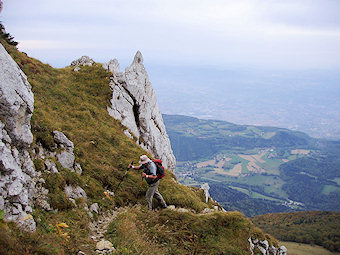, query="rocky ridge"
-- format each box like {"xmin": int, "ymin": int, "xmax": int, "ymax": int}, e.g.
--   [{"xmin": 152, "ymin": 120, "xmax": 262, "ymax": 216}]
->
[{"xmin": 103, "ymin": 52, "xmax": 176, "ymax": 170}]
